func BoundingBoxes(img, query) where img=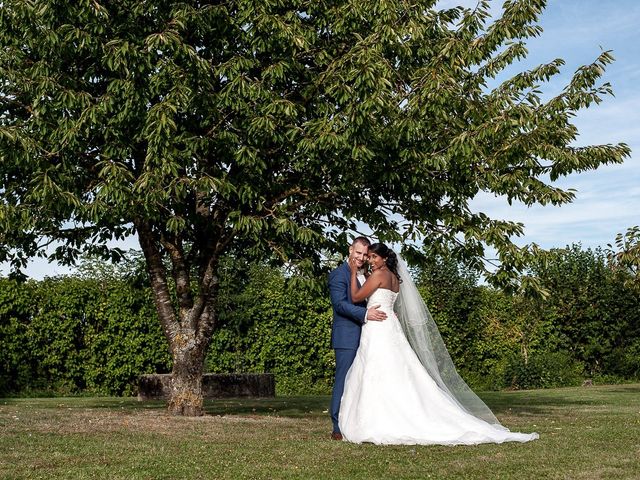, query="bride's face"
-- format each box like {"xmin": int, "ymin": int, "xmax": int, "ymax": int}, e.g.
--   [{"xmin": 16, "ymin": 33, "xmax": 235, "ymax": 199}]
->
[{"xmin": 367, "ymin": 252, "xmax": 386, "ymax": 271}]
